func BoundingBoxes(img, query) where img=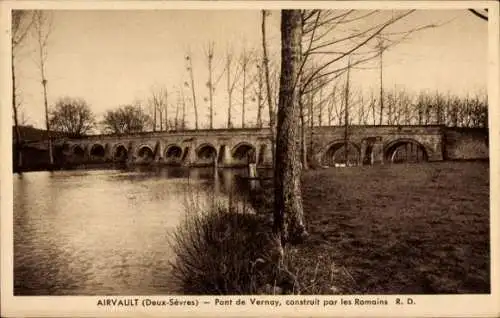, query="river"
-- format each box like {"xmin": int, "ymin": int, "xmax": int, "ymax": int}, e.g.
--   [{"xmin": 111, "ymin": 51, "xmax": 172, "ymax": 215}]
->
[{"xmin": 13, "ymin": 166, "xmax": 262, "ymax": 295}]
